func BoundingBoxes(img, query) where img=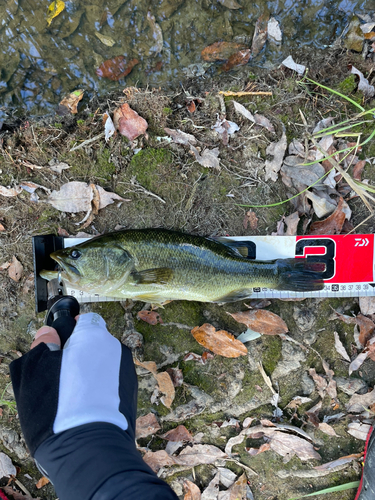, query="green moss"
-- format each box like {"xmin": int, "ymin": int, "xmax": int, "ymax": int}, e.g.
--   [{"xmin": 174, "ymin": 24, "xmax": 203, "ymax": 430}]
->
[
  {"xmin": 54, "ymin": 122, "xmax": 63, "ymax": 129},
  {"xmin": 262, "ymin": 336, "xmax": 282, "ymax": 373},
  {"xmin": 163, "ymin": 107, "xmax": 173, "ymax": 115},
  {"xmin": 337, "ymin": 75, "xmax": 357, "ymax": 96},
  {"xmin": 77, "ymin": 119, "xmax": 85, "ymax": 126}
]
